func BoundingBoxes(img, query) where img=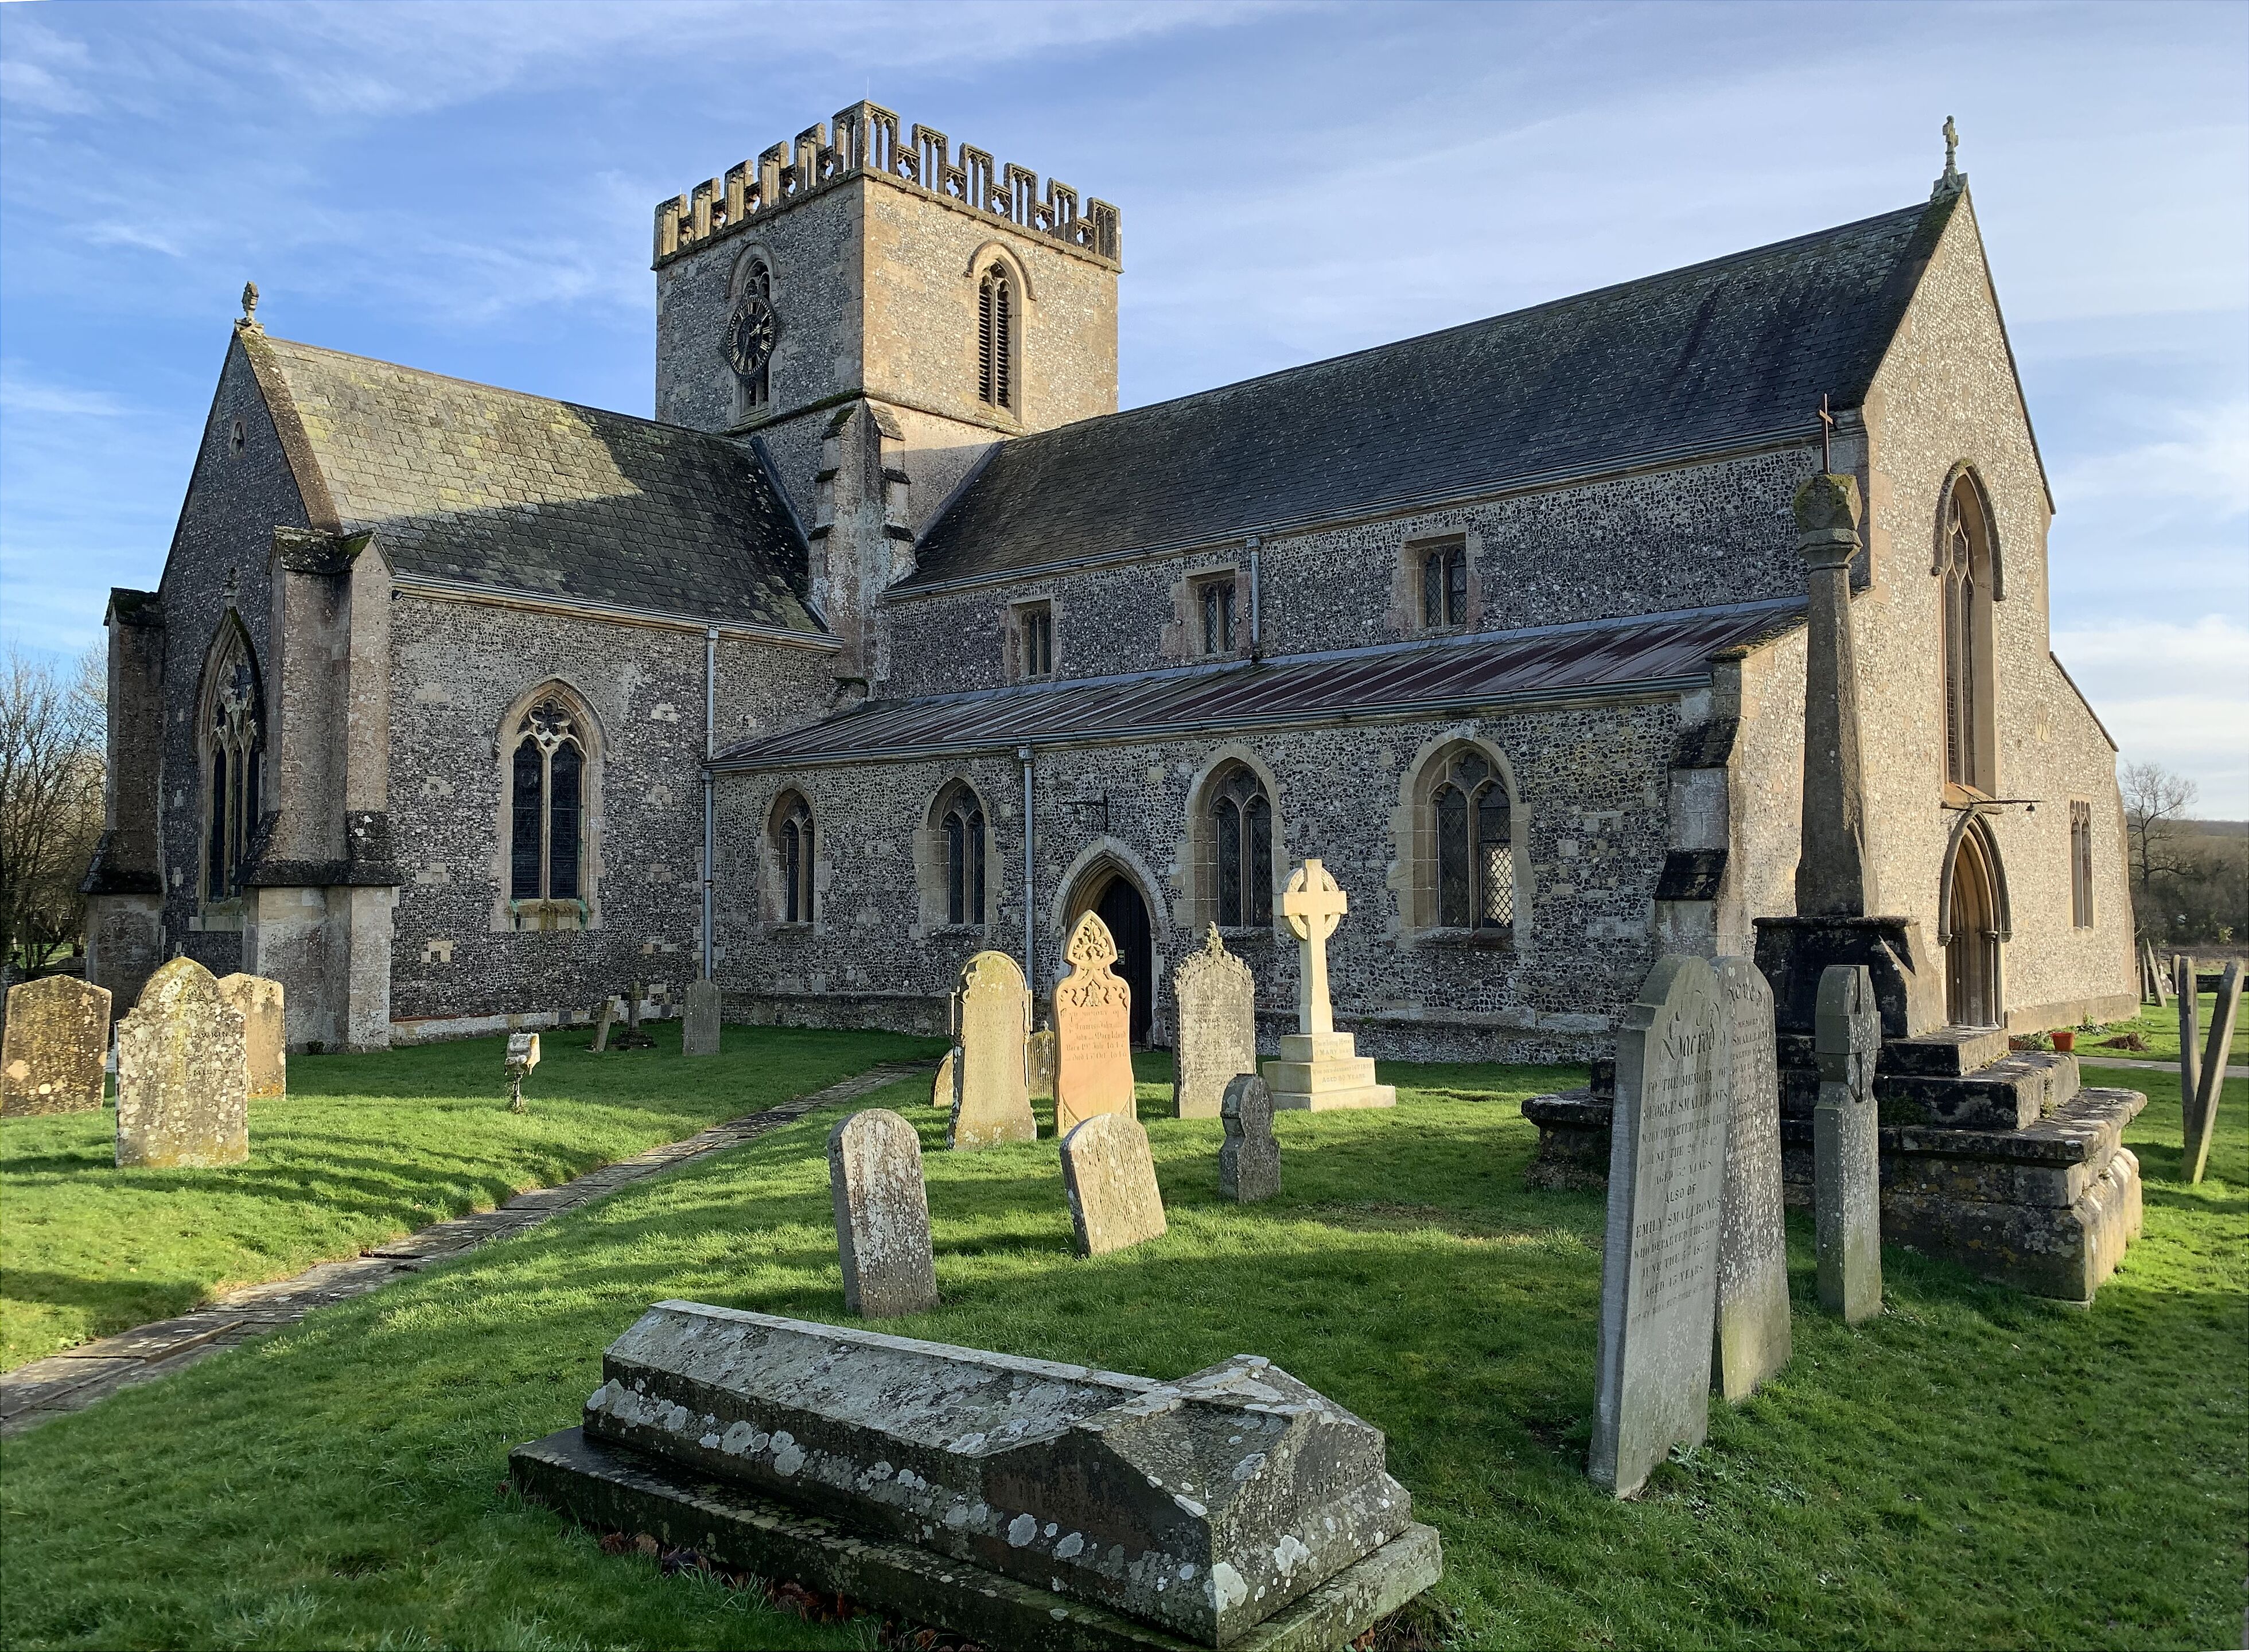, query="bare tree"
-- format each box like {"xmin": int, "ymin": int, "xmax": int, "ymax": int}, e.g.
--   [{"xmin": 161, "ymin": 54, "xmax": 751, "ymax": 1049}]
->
[
  {"xmin": 0, "ymin": 646, "xmax": 107, "ymax": 975},
  {"xmin": 2120, "ymin": 760, "xmax": 2200, "ymax": 939}
]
